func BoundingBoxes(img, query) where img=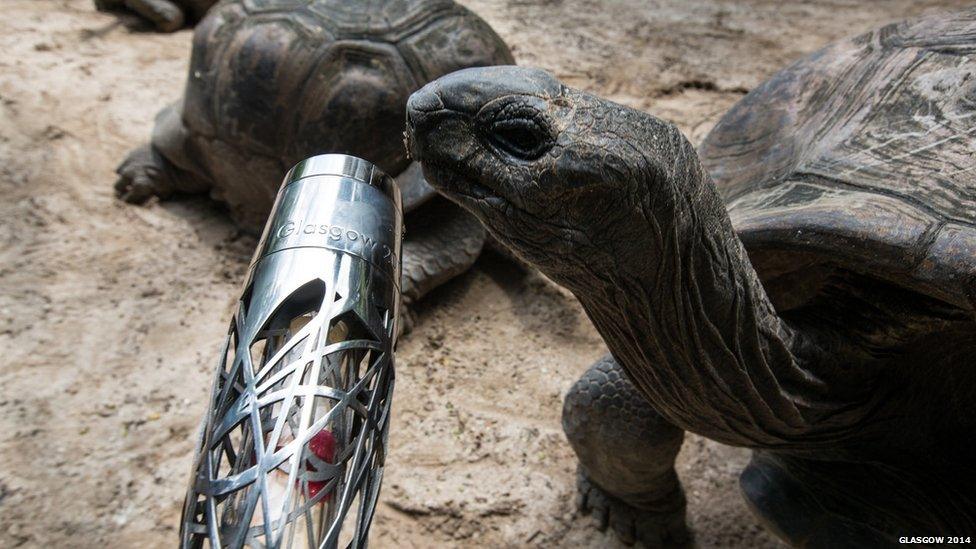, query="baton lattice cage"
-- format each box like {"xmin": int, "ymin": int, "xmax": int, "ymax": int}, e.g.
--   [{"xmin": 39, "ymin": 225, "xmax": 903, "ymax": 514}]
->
[{"xmin": 181, "ymin": 264, "xmax": 396, "ymax": 549}]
